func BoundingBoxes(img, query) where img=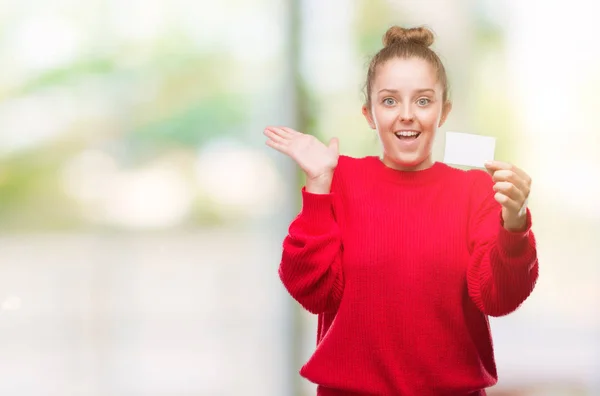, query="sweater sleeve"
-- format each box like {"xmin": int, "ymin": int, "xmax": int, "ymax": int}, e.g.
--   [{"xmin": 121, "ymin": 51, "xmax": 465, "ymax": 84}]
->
[
  {"xmin": 278, "ymin": 179, "xmax": 344, "ymax": 315},
  {"xmin": 466, "ymin": 170, "xmax": 539, "ymax": 317}
]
